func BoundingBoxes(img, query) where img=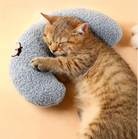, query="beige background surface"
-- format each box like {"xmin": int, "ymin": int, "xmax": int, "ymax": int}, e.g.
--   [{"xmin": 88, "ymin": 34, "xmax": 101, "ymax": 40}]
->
[{"xmin": 0, "ymin": 0, "xmax": 137, "ymax": 139}]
